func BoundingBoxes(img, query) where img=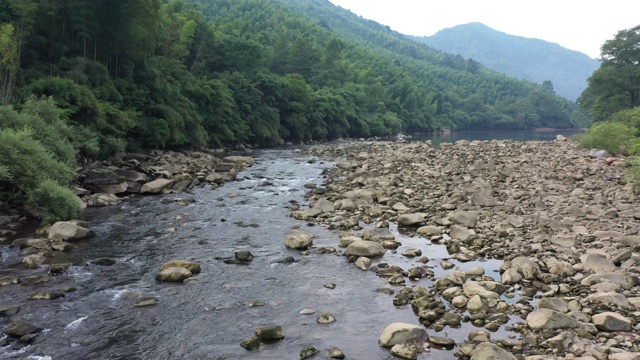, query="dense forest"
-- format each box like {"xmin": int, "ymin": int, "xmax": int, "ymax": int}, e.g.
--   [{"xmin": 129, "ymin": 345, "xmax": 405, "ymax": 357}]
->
[
  {"xmin": 0, "ymin": 0, "xmax": 587, "ymax": 222},
  {"xmin": 411, "ymin": 22, "xmax": 600, "ymax": 102}
]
